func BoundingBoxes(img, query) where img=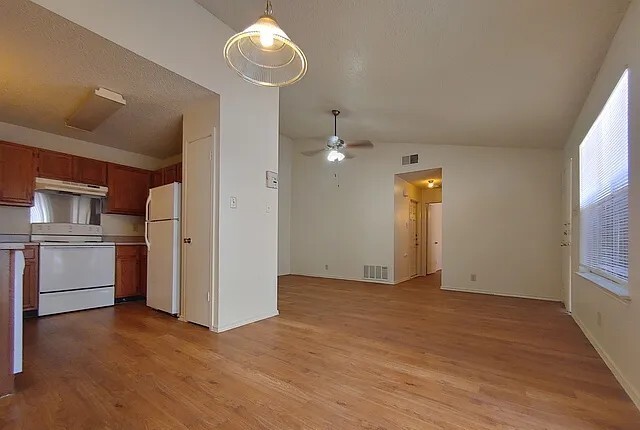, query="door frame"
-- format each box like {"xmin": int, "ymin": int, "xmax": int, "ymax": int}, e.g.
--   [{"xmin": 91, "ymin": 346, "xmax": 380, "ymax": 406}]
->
[
  {"xmin": 181, "ymin": 130, "xmax": 219, "ymax": 330},
  {"xmin": 409, "ymin": 199, "xmax": 419, "ymax": 278},
  {"xmin": 562, "ymin": 157, "xmax": 573, "ymax": 313}
]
